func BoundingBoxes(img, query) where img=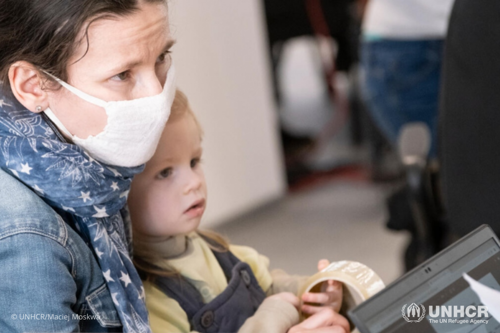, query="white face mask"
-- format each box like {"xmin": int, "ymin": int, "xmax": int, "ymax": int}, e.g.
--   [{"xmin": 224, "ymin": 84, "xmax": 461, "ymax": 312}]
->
[{"xmin": 43, "ymin": 65, "xmax": 176, "ymax": 167}]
